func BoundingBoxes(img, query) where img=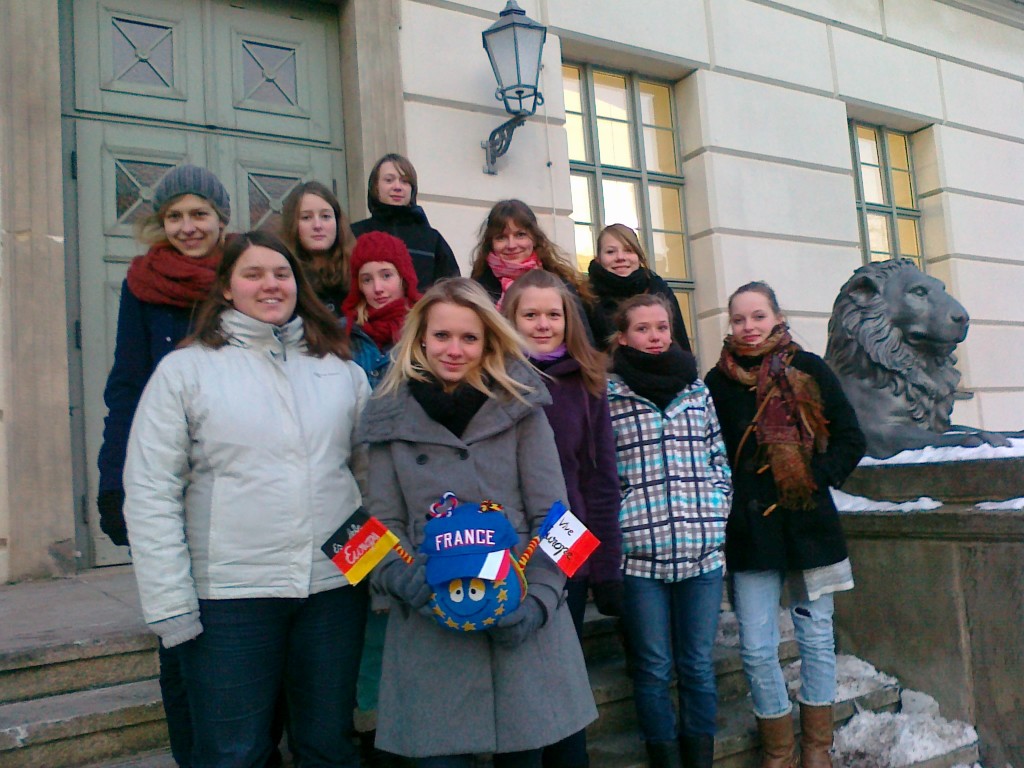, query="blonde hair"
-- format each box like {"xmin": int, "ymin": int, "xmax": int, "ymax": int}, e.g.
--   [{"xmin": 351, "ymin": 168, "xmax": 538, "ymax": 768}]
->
[
  {"xmin": 597, "ymin": 223, "xmax": 650, "ymax": 271},
  {"xmin": 501, "ymin": 270, "xmax": 608, "ymax": 397},
  {"xmin": 377, "ymin": 278, "xmax": 532, "ymax": 403}
]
